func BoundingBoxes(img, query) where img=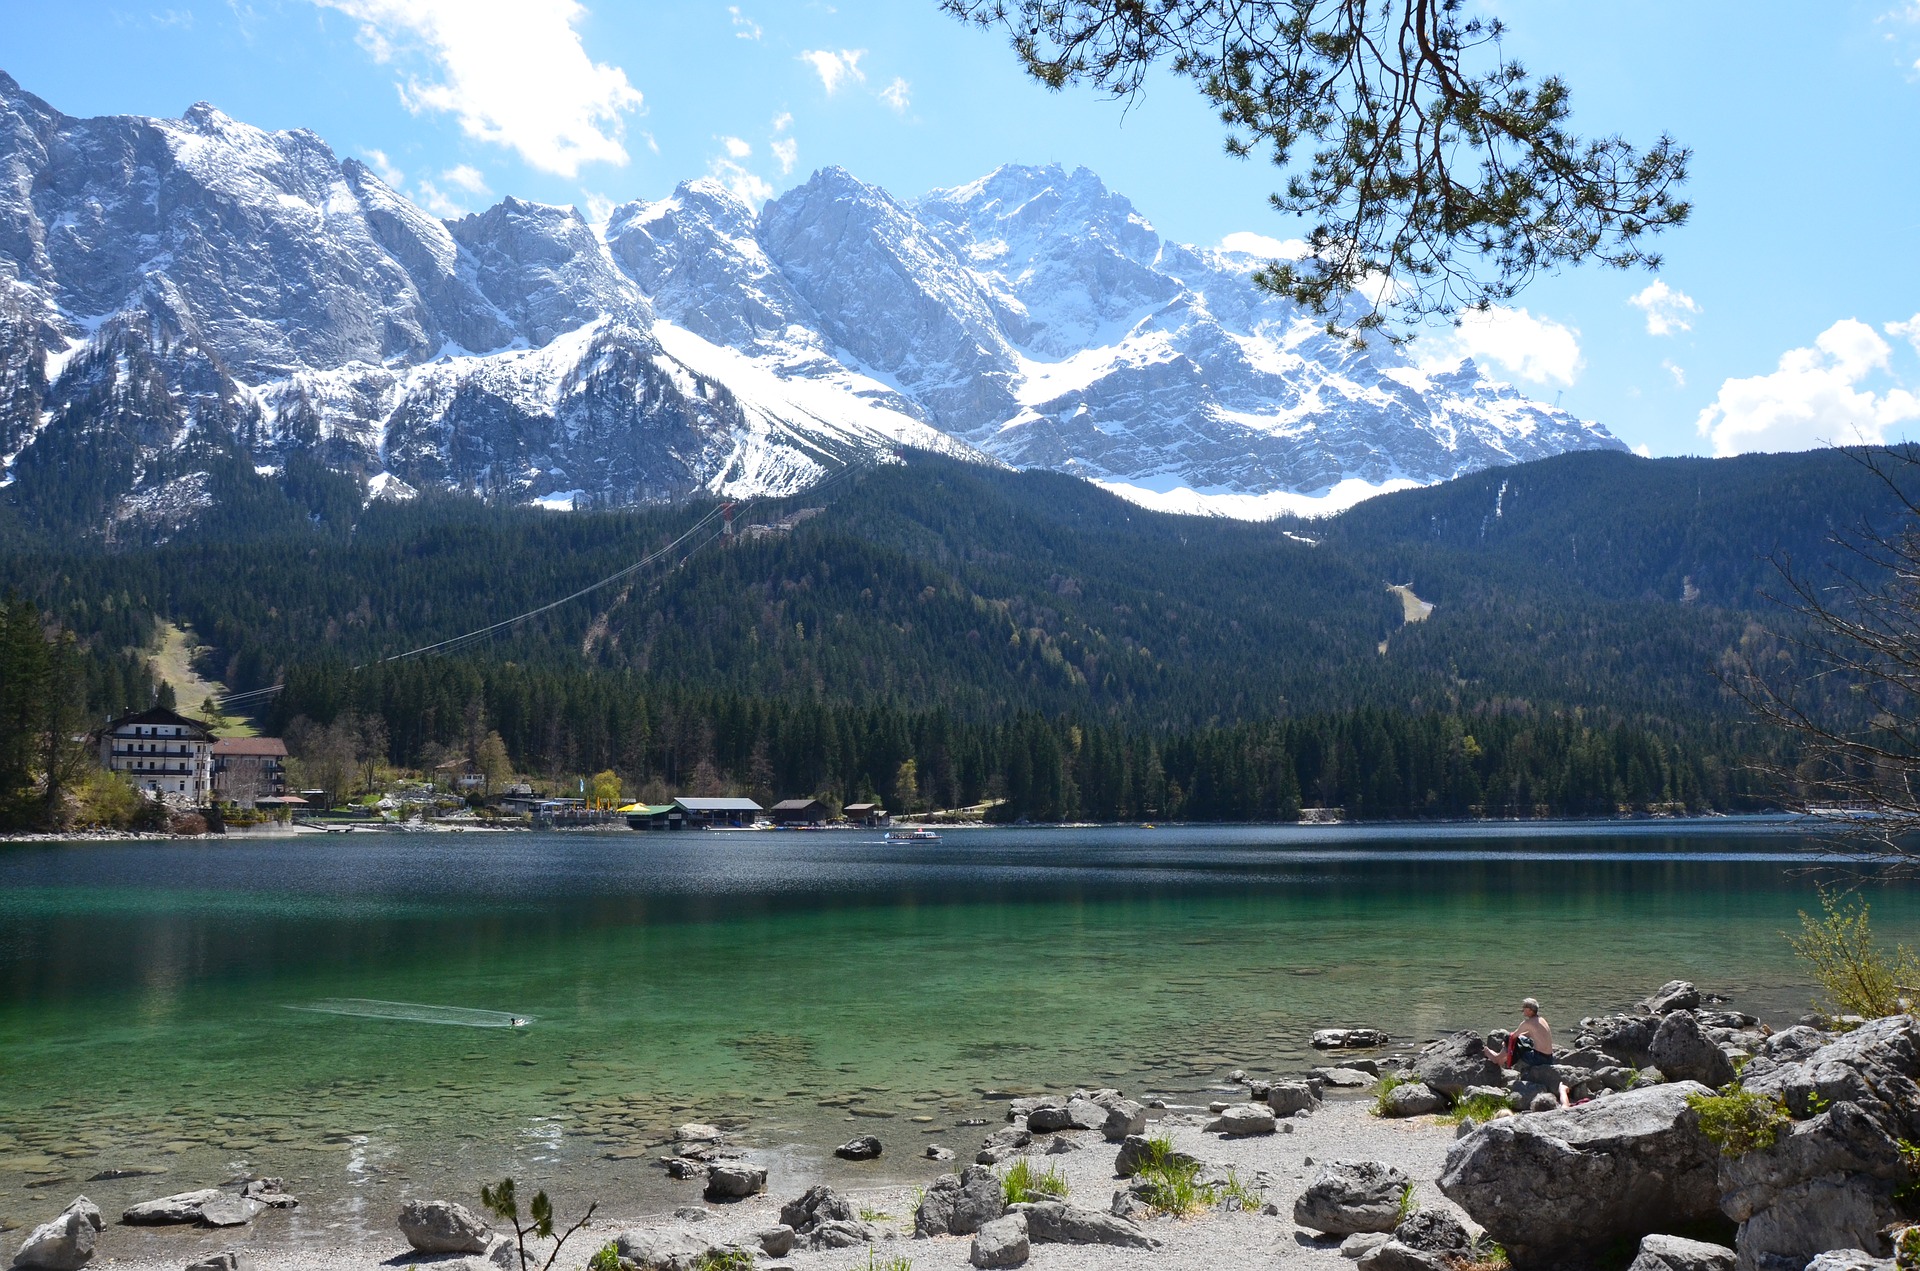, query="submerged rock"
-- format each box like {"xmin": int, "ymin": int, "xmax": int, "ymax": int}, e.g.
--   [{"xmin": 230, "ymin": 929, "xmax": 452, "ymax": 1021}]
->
[
  {"xmin": 122, "ymin": 1189, "xmax": 221, "ymax": 1226},
  {"xmin": 1314, "ymin": 1028, "xmax": 1392, "ymax": 1049},
  {"xmin": 1643, "ymin": 980, "xmax": 1703, "ymax": 1015},
  {"xmin": 833, "ymin": 1135, "xmax": 882, "ymax": 1161},
  {"xmin": 702, "ymin": 1162, "xmax": 767, "ymax": 1201},
  {"xmin": 196, "ymin": 1195, "xmax": 263, "ymax": 1228}
]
